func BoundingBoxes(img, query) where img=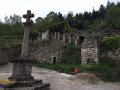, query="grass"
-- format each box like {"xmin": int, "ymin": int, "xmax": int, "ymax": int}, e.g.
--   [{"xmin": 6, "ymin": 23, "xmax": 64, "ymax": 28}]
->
[
  {"xmin": 34, "ymin": 62, "xmax": 117, "ymax": 74},
  {"xmin": 0, "ymin": 62, "xmax": 8, "ymax": 66},
  {"xmin": 34, "ymin": 62, "xmax": 120, "ymax": 82}
]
